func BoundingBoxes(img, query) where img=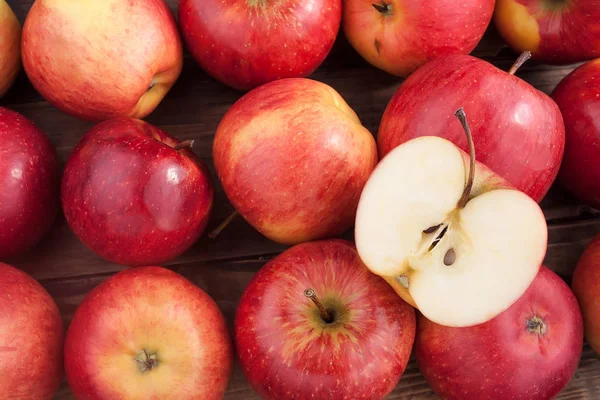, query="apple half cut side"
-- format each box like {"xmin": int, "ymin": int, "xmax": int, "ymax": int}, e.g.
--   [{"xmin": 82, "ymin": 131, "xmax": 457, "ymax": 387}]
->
[{"xmin": 355, "ymin": 108, "xmax": 547, "ymax": 327}]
